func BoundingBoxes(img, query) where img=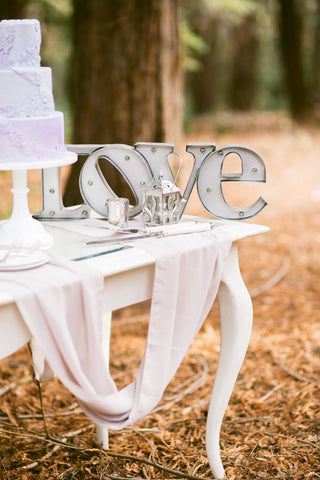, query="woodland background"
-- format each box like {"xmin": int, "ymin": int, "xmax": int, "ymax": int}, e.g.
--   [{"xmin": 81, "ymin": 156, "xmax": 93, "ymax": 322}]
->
[
  {"xmin": 1, "ymin": 0, "xmax": 320, "ymax": 214},
  {"xmin": 0, "ymin": 1, "xmax": 320, "ymax": 479}
]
